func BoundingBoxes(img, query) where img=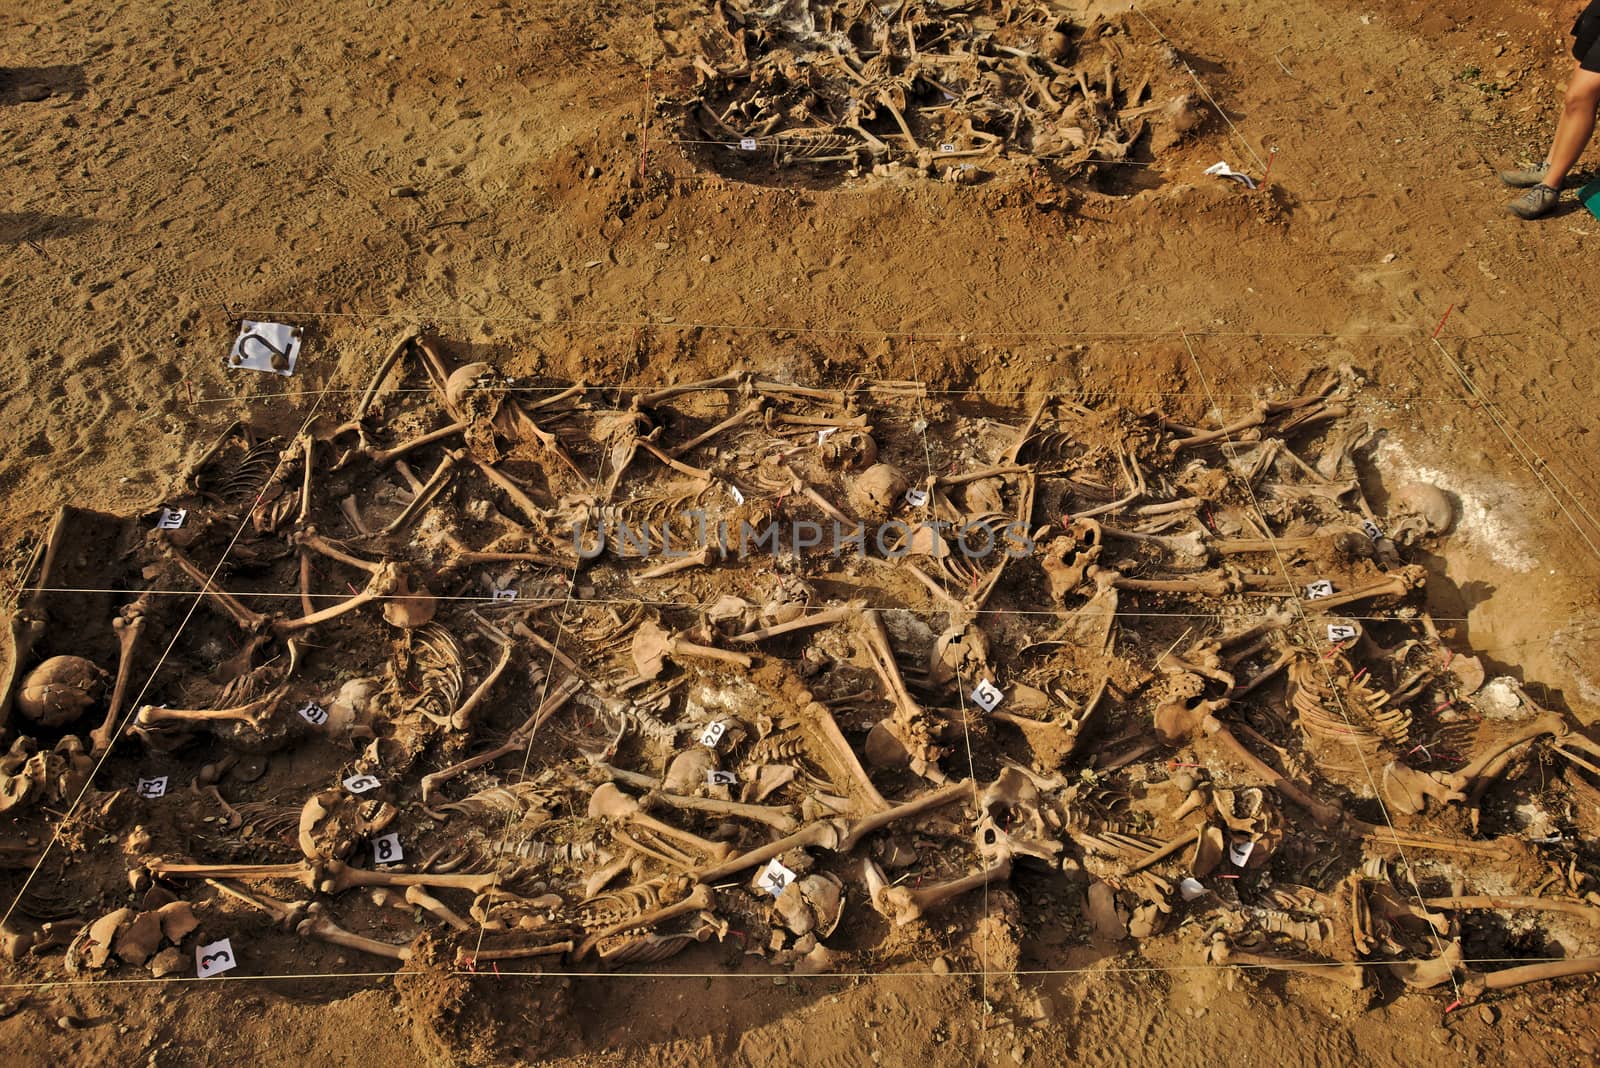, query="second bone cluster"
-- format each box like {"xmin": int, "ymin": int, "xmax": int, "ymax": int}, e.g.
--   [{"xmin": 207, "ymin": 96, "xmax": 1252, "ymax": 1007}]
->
[{"xmin": 4, "ymin": 337, "xmax": 1599, "ymax": 1001}]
